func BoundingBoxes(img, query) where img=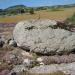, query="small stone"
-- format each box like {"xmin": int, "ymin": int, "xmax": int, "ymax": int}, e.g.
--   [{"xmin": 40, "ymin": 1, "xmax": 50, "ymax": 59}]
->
[
  {"xmin": 11, "ymin": 72, "xmax": 17, "ymax": 75},
  {"xmin": 8, "ymin": 39, "xmax": 17, "ymax": 47}
]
